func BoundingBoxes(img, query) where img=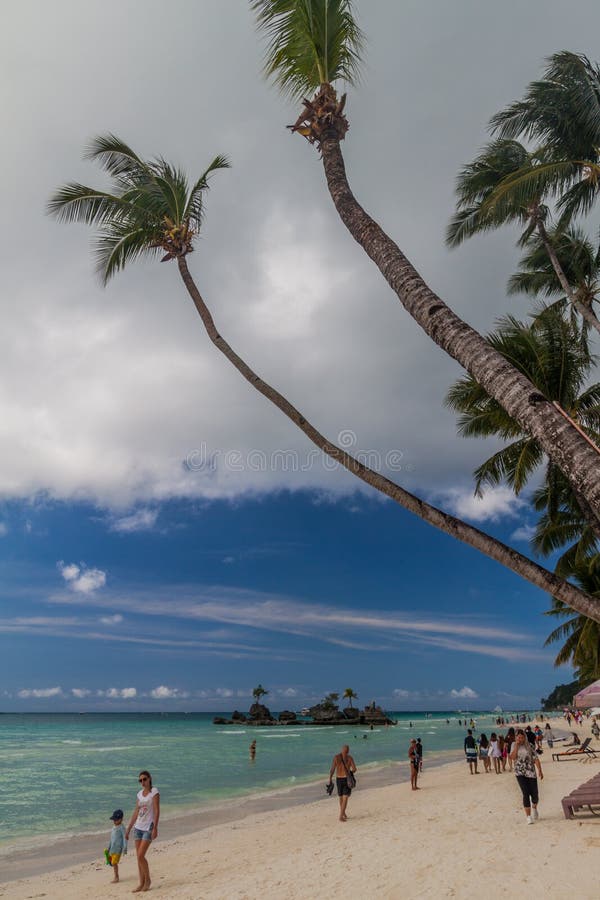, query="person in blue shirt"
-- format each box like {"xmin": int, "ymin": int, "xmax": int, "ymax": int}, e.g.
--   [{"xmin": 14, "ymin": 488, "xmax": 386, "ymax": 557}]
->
[{"xmin": 106, "ymin": 809, "xmax": 127, "ymax": 884}]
